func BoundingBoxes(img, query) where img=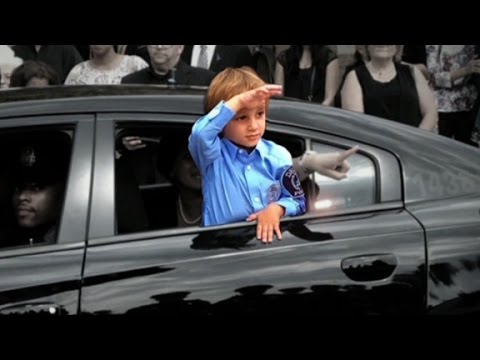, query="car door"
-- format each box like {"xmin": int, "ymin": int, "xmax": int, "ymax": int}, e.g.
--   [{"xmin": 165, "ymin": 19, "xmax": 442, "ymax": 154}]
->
[
  {"xmin": 0, "ymin": 115, "xmax": 93, "ymax": 315},
  {"xmin": 80, "ymin": 114, "xmax": 425, "ymax": 315}
]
